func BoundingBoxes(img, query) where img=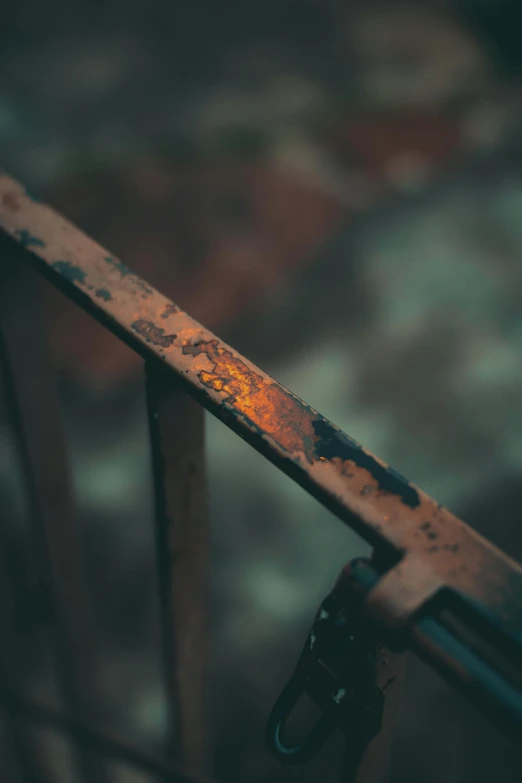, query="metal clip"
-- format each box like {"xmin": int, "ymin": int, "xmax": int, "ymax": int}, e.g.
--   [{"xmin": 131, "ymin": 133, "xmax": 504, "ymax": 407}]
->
[
  {"xmin": 265, "ymin": 674, "xmax": 337, "ymax": 764},
  {"xmin": 266, "ymin": 566, "xmax": 384, "ymax": 768}
]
